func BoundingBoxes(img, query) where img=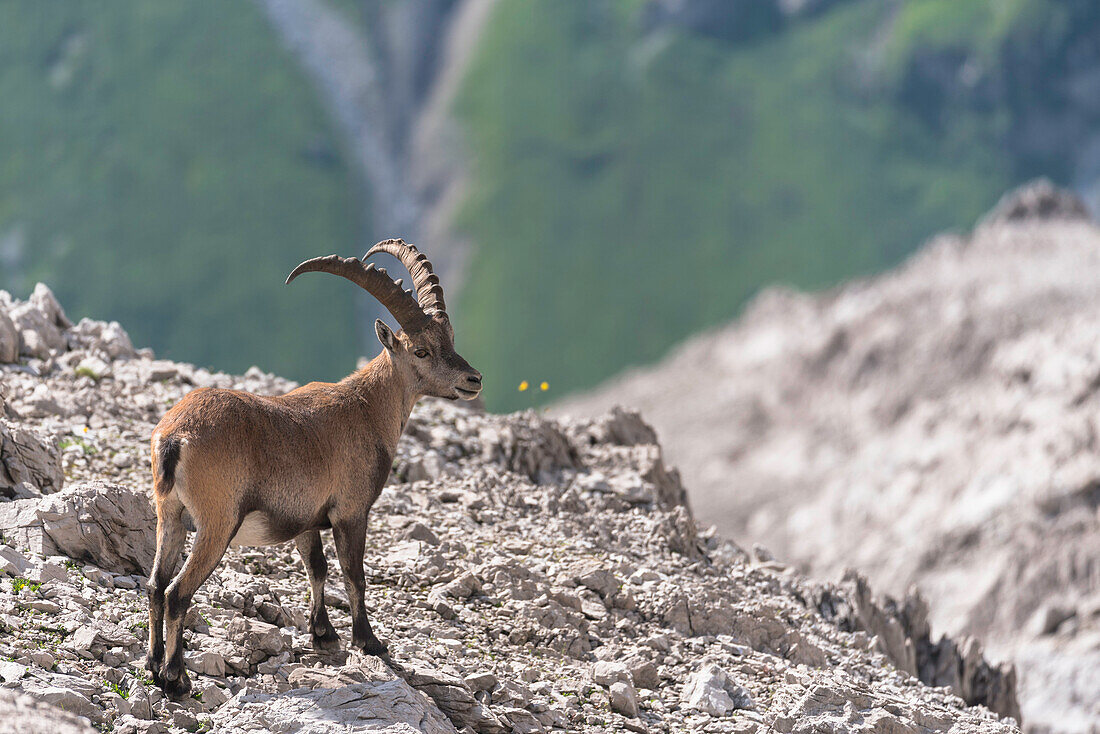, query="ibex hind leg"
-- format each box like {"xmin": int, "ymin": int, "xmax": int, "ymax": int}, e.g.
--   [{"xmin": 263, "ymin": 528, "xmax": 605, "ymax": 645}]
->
[
  {"xmin": 333, "ymin": 519, "xmax": 387, "ymax": 657},
  {"xmin": 147, "ymin": 496, "xmax": 186, "ymax": 687},
  {"xmin": 295, "ymin": 530, "xmax": 340, "ymax": 651},
  {"xmin": 159, "ymin": 522, "xmax": 233, "ymax": 697}
]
